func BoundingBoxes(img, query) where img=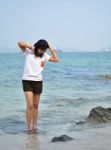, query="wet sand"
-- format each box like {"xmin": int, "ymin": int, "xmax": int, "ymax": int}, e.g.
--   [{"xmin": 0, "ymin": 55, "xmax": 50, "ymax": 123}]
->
[{"xmin": 0, "ymin": 126, "xmax": 111, "ymax": 150}]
